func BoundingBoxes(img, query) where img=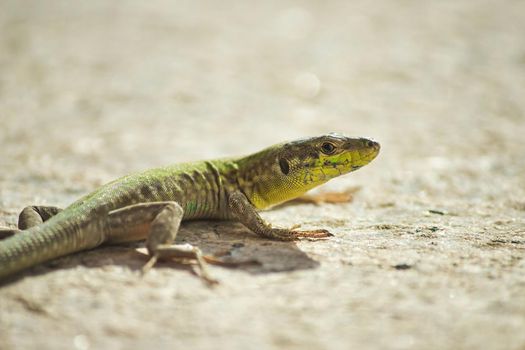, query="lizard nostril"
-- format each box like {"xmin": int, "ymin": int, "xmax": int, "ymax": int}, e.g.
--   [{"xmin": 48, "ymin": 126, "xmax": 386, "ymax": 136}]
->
[{"xmin": 366, "ymin": 140, "xmax": 375, "ymax": 148}]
